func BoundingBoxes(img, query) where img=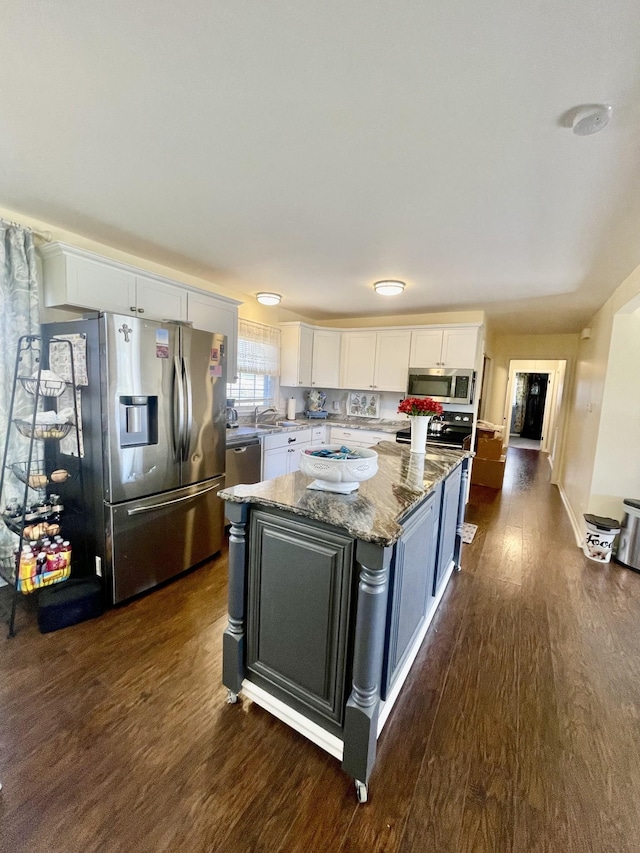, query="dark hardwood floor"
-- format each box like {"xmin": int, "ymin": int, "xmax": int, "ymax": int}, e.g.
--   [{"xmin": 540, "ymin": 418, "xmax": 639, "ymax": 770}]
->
[{"xmin": 2, "ymin": 449, "xmax": 640, "ymax": 852}]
